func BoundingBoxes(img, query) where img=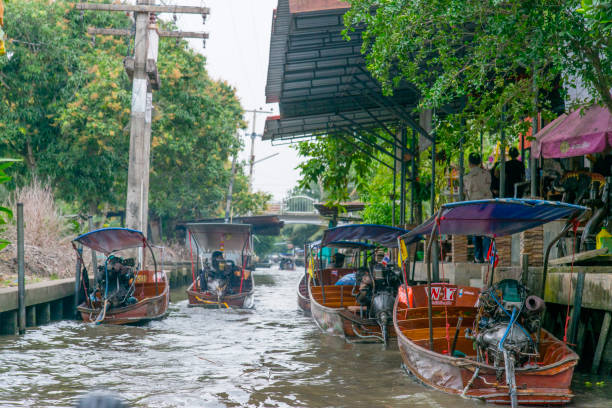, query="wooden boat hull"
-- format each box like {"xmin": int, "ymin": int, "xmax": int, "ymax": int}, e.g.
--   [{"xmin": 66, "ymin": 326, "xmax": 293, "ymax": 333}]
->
[
  {"xmin": 394, "ymin": 286, "xmax": 578, "ymax": 405},
  {"xmin": 77, "ymin": 270, "xmax": 169, "ymax": 325},
  {"xmin": 297, "ymin": 274, "xmax": 311, "ymax": 314},
  {"xmin": 186, "ymin": 276, "xmax": 255, "ymax": 309},
  {"xmin": 309, "ymin": 277, "xmax": 395, "ymax": 343}
]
